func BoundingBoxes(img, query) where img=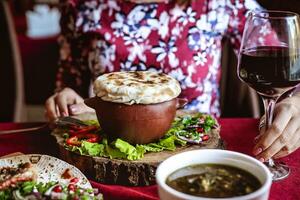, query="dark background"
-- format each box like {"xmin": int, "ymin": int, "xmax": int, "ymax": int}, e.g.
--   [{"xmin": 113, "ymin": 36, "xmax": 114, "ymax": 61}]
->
[{"xmin": 258, "ymin": 0, "xmax": 300, "ymax": 13}]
